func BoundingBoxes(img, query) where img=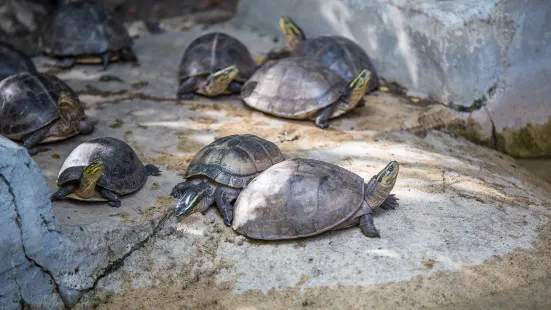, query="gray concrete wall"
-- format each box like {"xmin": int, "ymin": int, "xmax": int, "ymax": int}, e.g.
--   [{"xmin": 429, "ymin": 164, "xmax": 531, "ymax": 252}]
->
[{"xmin": 234, "ymin": 0, "xmax": 551, "ymax": 157}]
